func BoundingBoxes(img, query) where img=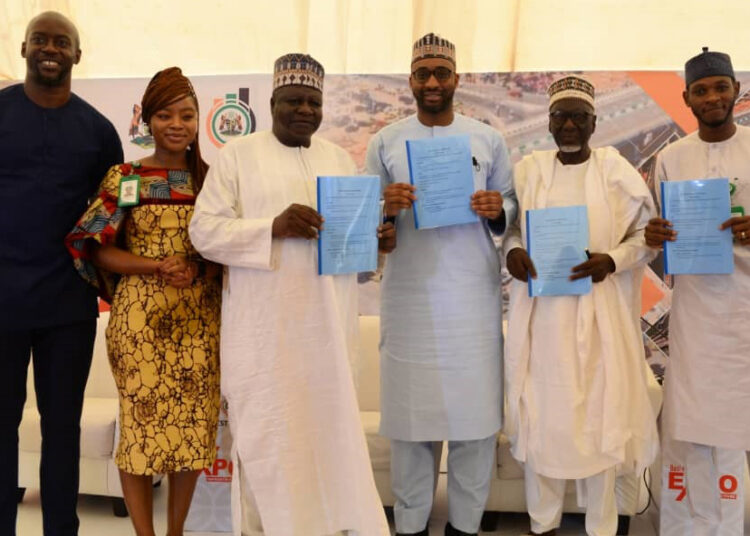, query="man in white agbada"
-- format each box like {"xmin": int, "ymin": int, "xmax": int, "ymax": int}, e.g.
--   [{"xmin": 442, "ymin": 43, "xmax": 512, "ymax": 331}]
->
[
  {"xmin": 366, "ymin": 33, "xmax": 517, "ymax": 536},
  {"xmin": 503, "ymin": 76, "xmax": 659, "ymax": 536},
  {"xmin": 645, "ymin": 48, "xmax": 750, "ymax": 535},
  {"xmin": 189, "ymin": 53, "xmax": 389, "ymax": 536}
]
